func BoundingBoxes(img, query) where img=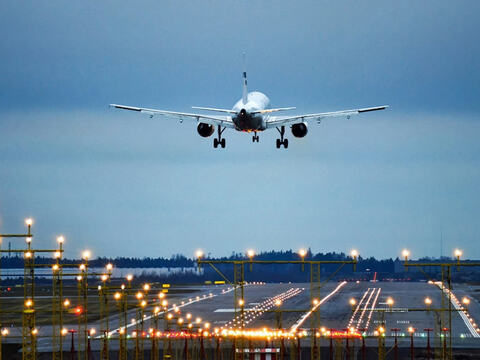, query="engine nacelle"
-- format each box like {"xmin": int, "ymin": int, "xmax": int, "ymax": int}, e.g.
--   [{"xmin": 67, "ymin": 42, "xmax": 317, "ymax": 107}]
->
[
  {"xmin": 291, "ymin": 123, "xmax": 308, "ymax": 138},
  {"xmin": 197, "ymin": 123, "xmax": 215, "ymax": 137}
]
